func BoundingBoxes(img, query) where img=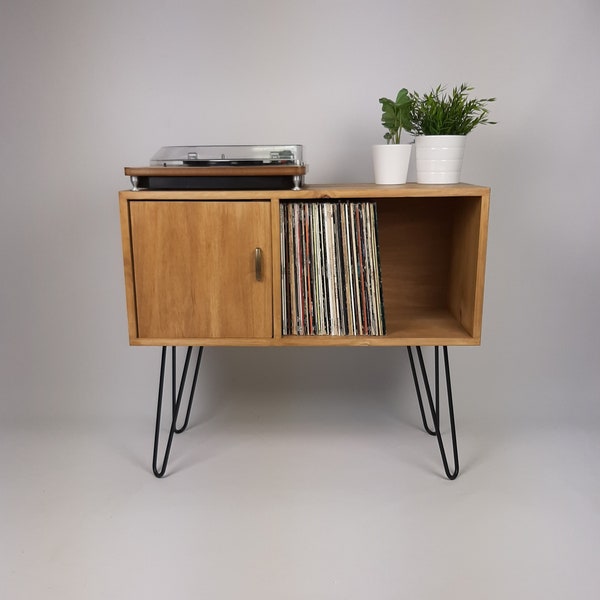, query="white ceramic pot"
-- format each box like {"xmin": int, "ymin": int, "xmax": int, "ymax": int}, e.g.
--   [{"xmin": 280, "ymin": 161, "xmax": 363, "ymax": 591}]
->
[
  {"xmin": 372, "ymin": 144, "xmax": 412, "ymax": 184},
  {"xmin": 414, "ymin": 135, "xmax": 466, "ymax": 184}
]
